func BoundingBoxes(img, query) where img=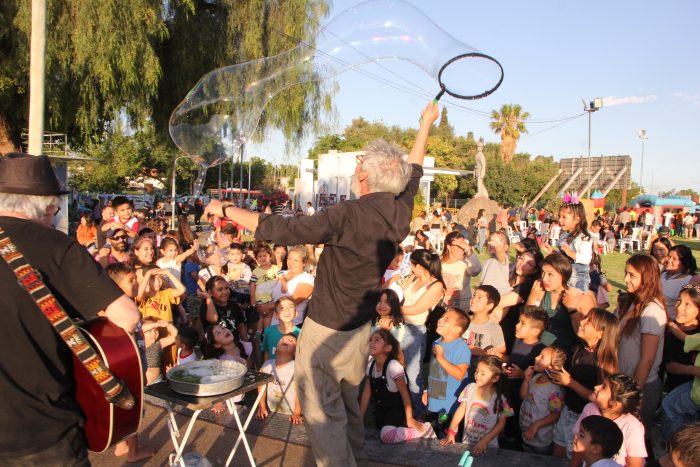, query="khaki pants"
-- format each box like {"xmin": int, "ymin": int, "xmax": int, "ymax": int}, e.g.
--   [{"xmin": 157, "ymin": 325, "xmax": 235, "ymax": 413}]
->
[{"xmin": 295, "ymin": 317, "xmax": 370, "ymax": 467}]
